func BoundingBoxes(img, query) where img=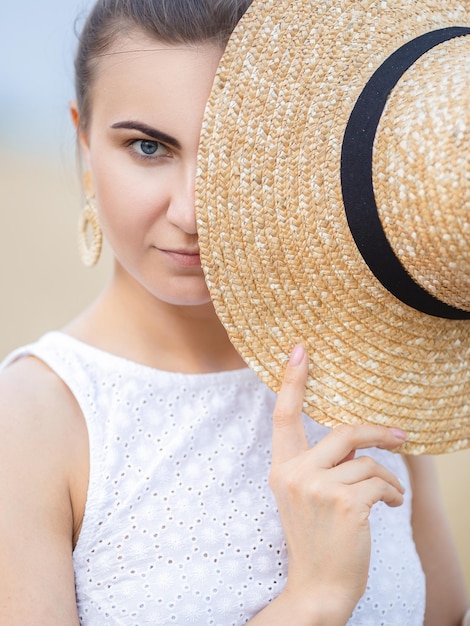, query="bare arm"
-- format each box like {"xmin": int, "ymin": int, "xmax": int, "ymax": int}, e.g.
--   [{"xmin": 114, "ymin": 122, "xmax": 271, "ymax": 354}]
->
[
  {"xmin": 0, "ymin": 357, "xmax": 87, "ymax": 625},
  {"xmin": 406, "ymin": 455, "xmax": 469, "ymax": 626}
]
